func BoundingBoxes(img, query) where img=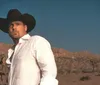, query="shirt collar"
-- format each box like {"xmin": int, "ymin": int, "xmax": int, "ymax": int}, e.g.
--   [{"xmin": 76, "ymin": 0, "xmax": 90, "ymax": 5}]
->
[
  {"xmin": 18, "ymin": 34, "xmax": 31, "ymax": 43},
  {"xmin": 9, "ymin": 34, "xmax": 31, "ymax": 51}
]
